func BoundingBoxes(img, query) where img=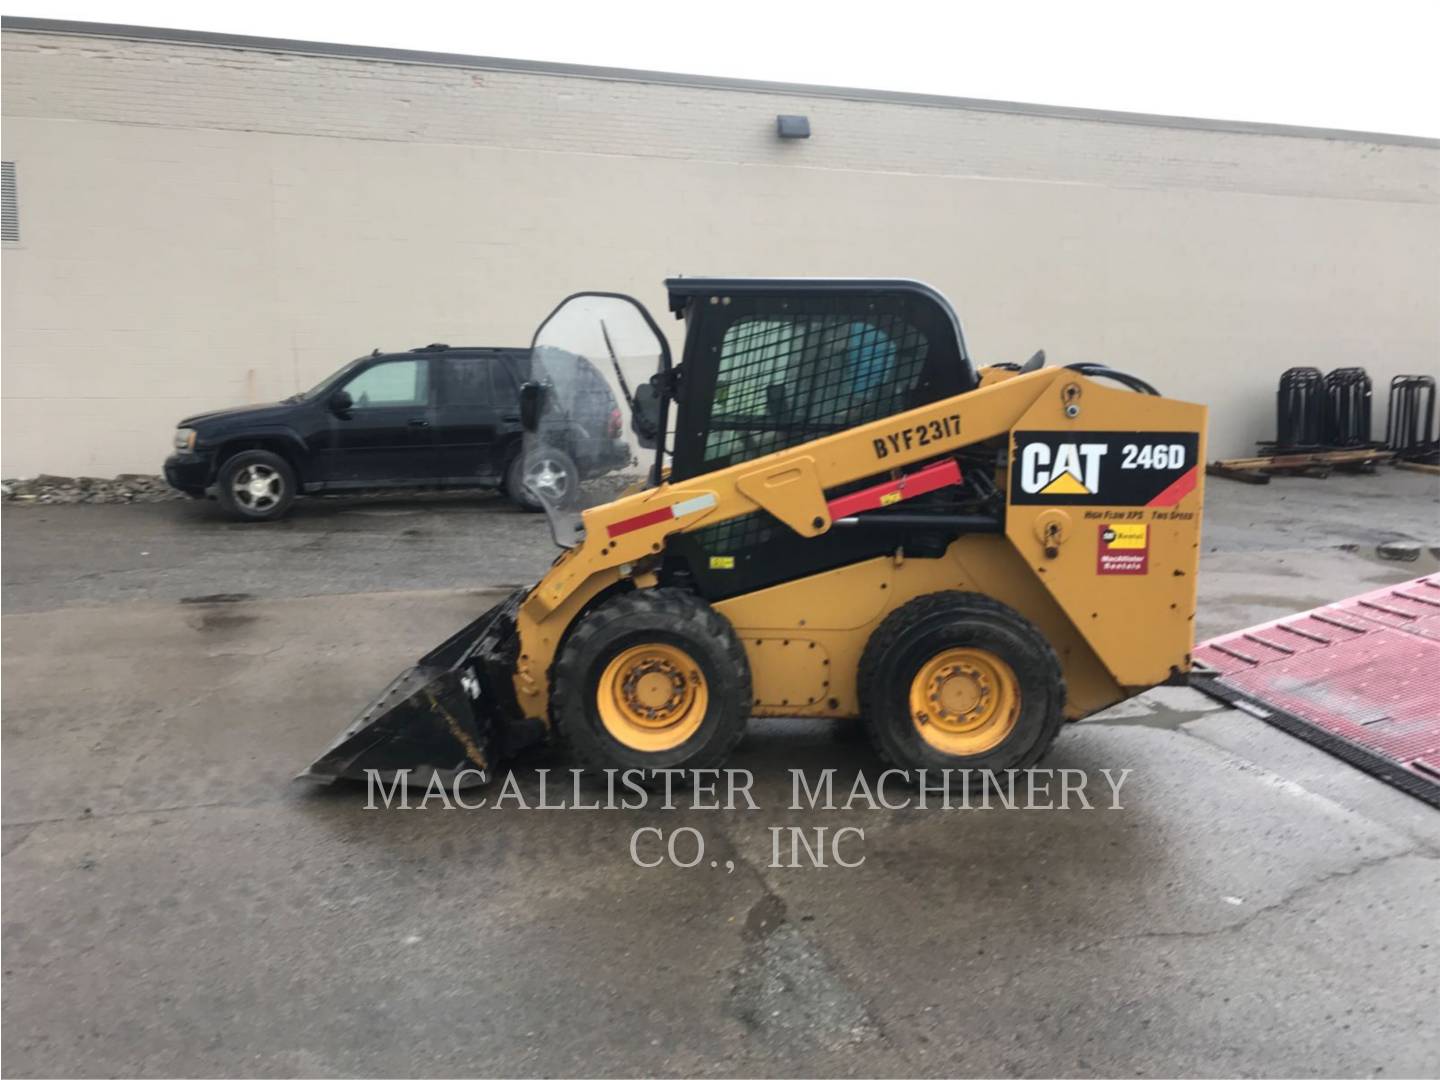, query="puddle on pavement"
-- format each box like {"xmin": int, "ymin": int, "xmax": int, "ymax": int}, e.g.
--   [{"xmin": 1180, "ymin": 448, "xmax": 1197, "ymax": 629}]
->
[
  {"xmin": 1340, "ymin": 542, "xmax": 1440, "ymax": 574},
  {"xmin": 192, "ymin": 610, "xmax": 259, "ymax": 632},
  {"xmin": 1081, "ymin": 687, "xmax": 1227, "ymax": 731}
]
